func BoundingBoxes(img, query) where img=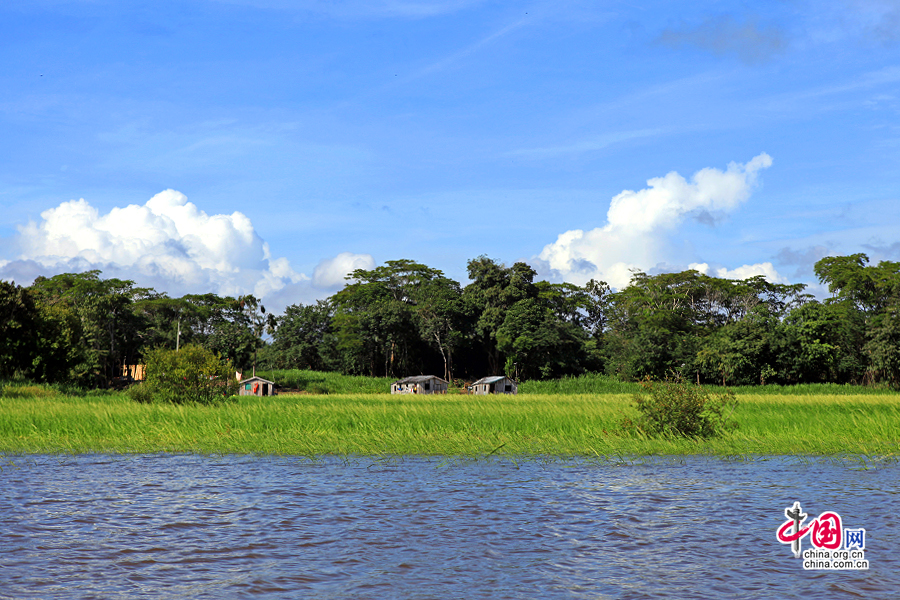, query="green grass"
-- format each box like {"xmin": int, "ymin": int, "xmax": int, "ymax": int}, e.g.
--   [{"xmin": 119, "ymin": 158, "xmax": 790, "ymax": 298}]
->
[
  {"xmin": 520, "ymin": 373, "xmax": 641, "ymax": 395},
  {"xmin": 249, "ymin": 370, "xmax": 900, "ymax": 397},
  {"xmin": 2, "ymin": 384, "xmax": 898, "ymax": 457},
  {"xmin": 253, "ymin": 369, "xmax": 395, "ymax": 394},
  {"xmin": 519, "ymin": 372, "xmax": 900, "ymax": 396}
]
